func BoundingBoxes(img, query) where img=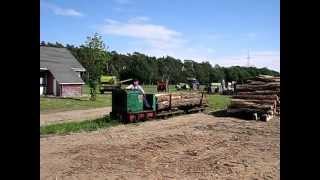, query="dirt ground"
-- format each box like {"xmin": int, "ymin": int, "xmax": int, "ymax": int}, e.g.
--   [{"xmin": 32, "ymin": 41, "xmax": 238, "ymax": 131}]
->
[
  {"xmin": 40, "ymin": 113, "xmax": 280, "ymax": 180},
  {"xmin": 40, "ymin": 107, "xmax": 112, "ymax": 126}
]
